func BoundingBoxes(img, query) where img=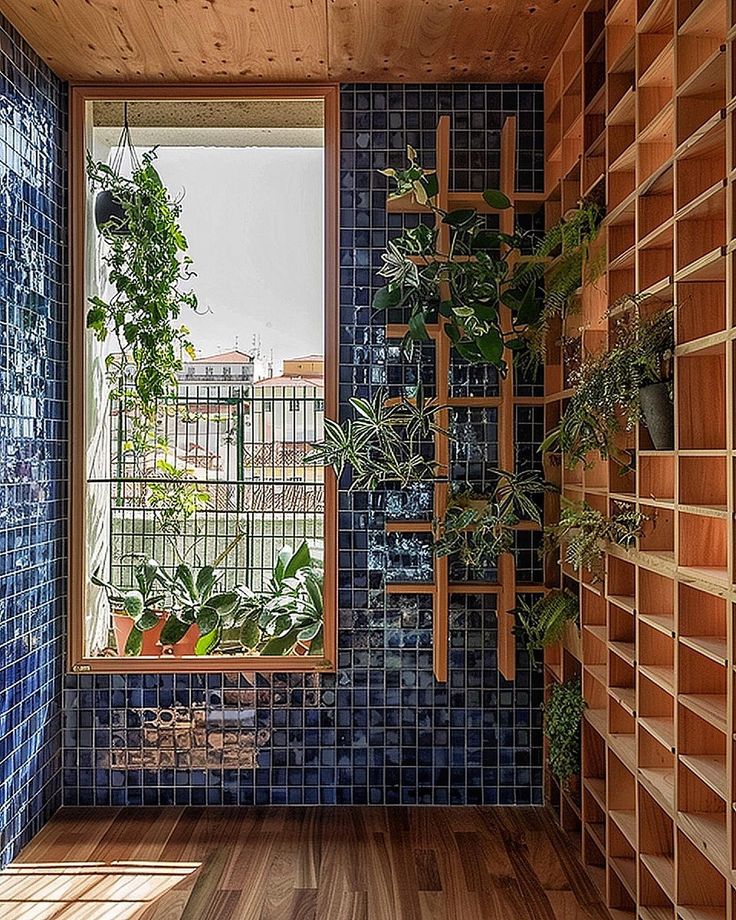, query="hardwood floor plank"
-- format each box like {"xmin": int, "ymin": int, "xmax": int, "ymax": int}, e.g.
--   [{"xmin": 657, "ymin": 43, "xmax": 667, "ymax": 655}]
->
[{"xmin": 8, "ymin": 806, "xmax": 610, "ymax": 920}]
